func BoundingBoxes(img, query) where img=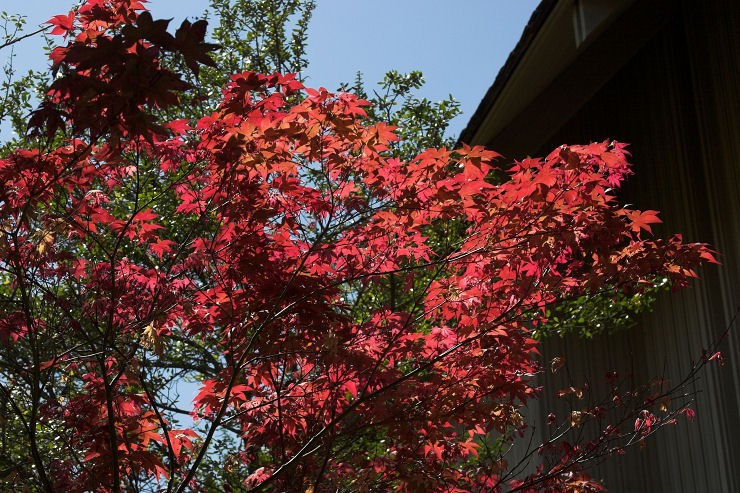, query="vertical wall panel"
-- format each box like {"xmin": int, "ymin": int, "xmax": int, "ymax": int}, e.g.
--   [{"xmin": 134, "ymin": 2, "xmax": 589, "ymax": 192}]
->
[{"xmin": 512, "ymin": 2, "xmax": 740, "ymax": 490}]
